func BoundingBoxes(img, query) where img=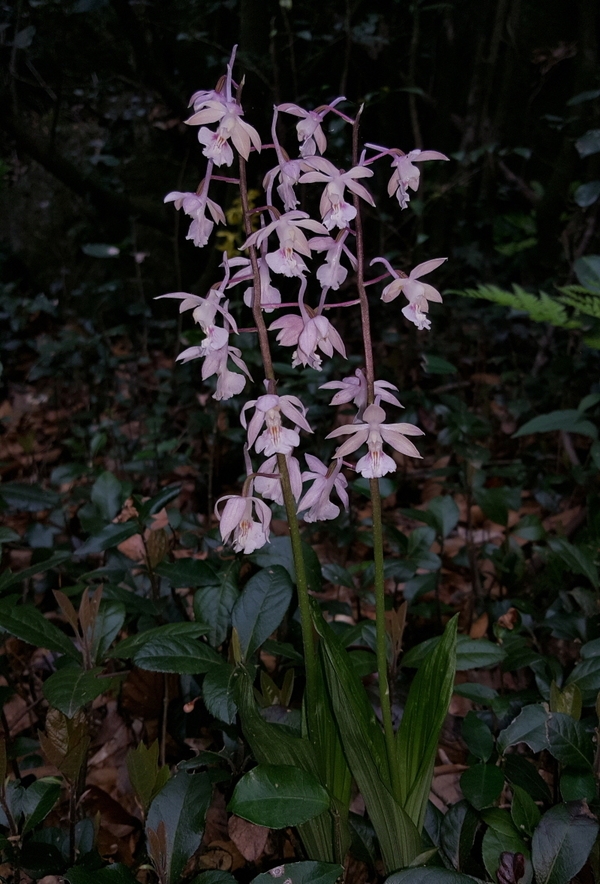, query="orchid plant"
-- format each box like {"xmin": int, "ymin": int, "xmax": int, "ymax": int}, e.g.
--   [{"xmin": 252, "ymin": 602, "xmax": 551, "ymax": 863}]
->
[{"xmin": 159, "ymin": 47, "xmax": 458, "ymax": 875}]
